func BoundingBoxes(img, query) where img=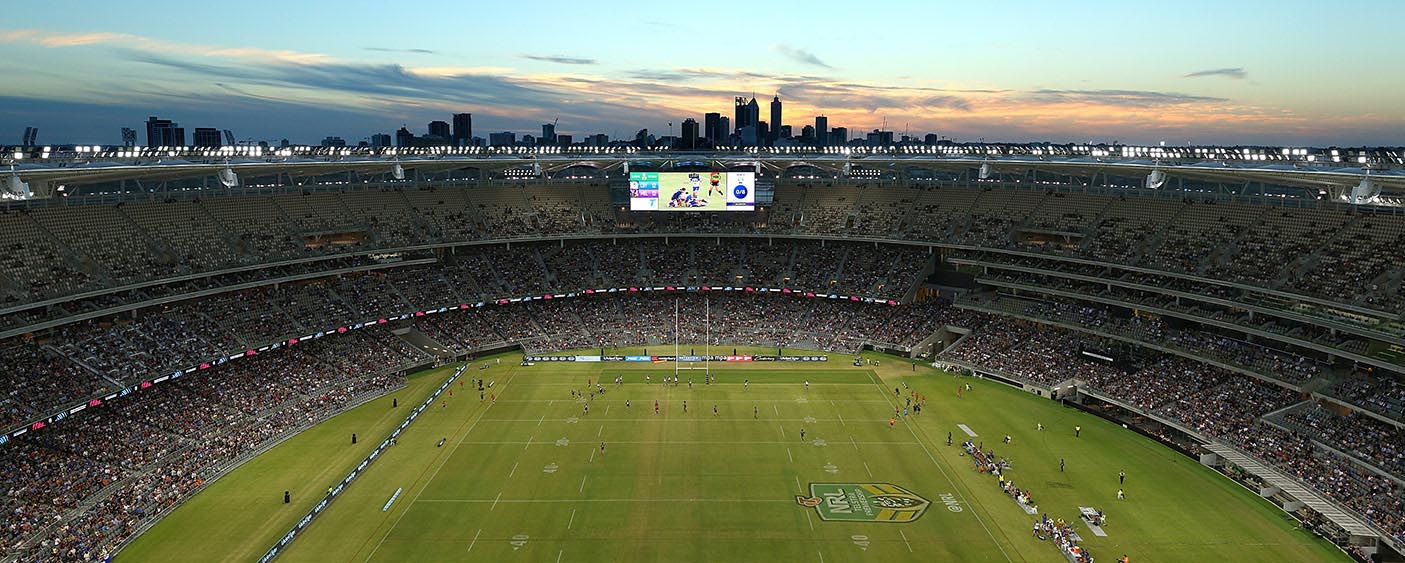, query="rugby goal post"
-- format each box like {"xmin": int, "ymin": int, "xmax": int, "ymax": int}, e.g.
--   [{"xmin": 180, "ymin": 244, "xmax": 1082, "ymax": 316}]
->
[{"xmin": 673, "ymin": 296, "xmax": 712, "ymax": 377}]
